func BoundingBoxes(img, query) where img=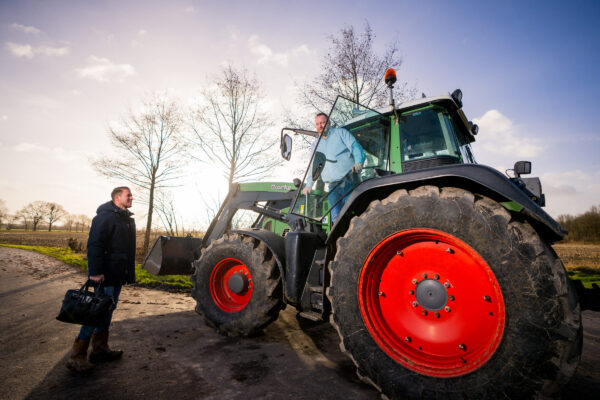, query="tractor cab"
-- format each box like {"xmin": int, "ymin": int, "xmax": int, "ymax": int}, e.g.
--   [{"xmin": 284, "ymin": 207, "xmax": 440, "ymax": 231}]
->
[{"xmin": 281, "ymin": 90, "xmax": 479, "ymax": 226}]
